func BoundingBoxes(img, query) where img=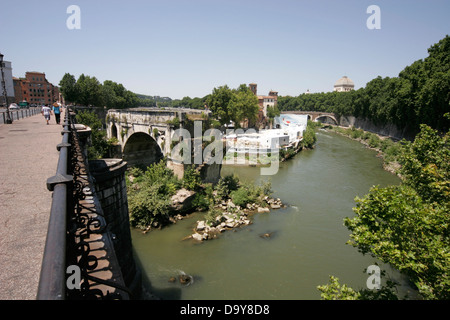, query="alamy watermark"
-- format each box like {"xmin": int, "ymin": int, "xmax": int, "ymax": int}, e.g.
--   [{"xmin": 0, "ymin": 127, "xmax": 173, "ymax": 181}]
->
[
  {"xmin": 168, "ymin": 121, "xmax": 281, "ymax": 176},
  {"xmin": 366, "ymin": 265, "xmax": 381, "ymax": 290},
  {"xmin": 66, "ymin": 265, "xmax": 81, "ymax": 290},
  {"xmin": 66, "ymin": 5, "xmax": 81, "ymax": 30},
  {"xmin": 366, "ymin": 5, "xmax": 381, "ymax": 30}
]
